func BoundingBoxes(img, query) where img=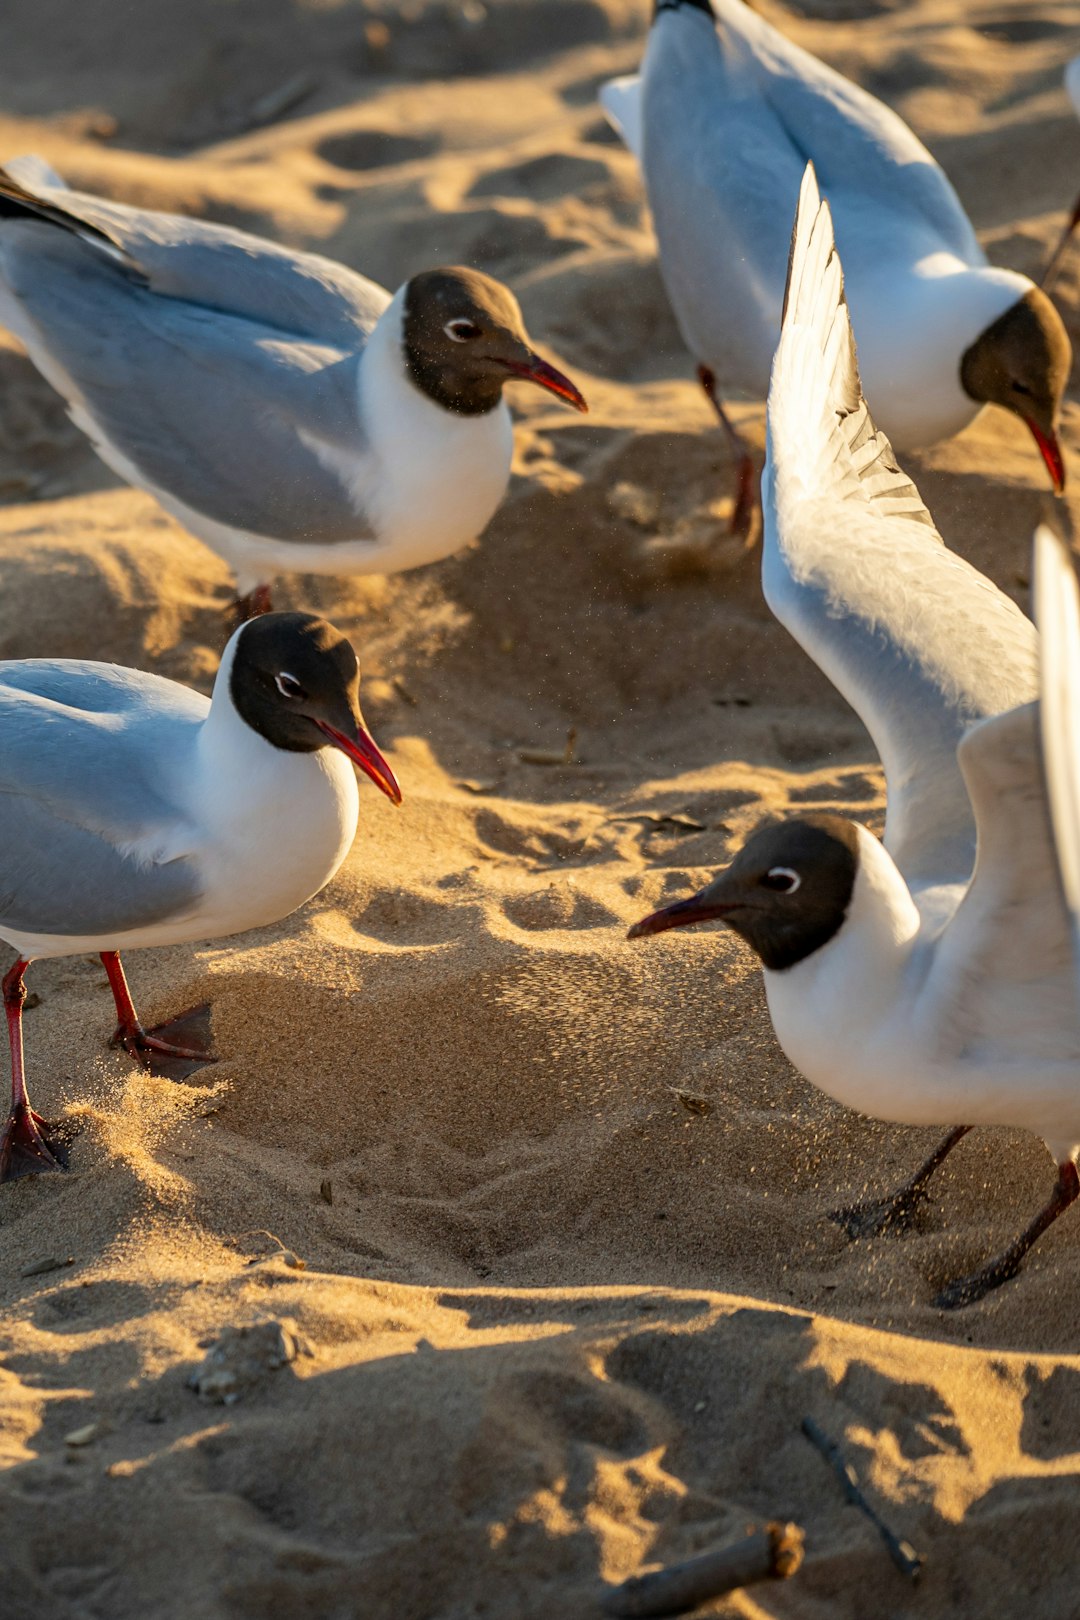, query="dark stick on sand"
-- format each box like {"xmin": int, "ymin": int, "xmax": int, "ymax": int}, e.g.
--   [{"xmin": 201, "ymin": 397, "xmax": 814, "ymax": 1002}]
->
[
  {"xmin": 600, "ymin": 1521, "xmax": 805, "ymax": 1617},
  {"xmin": 802, "ymin": 1416, "xmax": 924, "ymax": 1583}
]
